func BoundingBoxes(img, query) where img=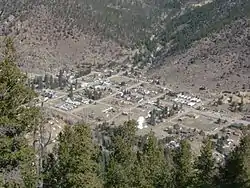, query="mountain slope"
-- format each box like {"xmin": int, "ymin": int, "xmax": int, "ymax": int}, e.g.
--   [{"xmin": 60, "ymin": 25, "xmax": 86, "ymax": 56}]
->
[
  {"xmin": 0, "ymin": 0, "xmax": 187, "ymax": 73},
  {"xmin": 149, "ymin": 18, "xmax": 250, "ymax": 93},
  {"xmin": 0, "ymin": 0, "xmax": 249, "ymax": 92},
  {"xmin": 141, "ymin": 0, "xmax": 250, "ymax": 93}
]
